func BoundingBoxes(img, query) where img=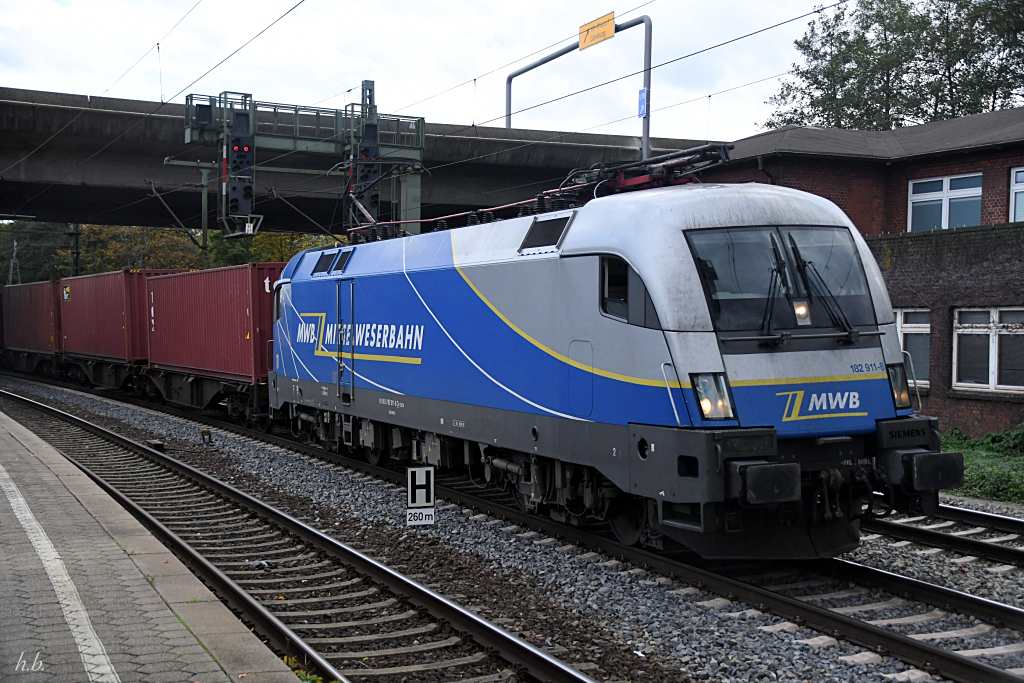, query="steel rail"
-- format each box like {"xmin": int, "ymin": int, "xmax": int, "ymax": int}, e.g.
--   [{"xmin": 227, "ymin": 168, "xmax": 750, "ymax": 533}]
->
[
  {"xmin": 6, "ymin": 375, "xmax": 1024, "ymax": 683},
  {"xmin": 937, "ymin": 503, "xmax": 1024, "ymax": 536},
  {"xmin": 817, "ymin": 558, "xmax": 1024, "ymax": 631},
  {"xmin": 863, "ymin": 517, "xmax": 1024, "ymax": 567},
  {"xmin": 0, "ymin": 390, "xmax": 350, "ymax": 683},
  {"xmin": 0, "ymin": 389, "xmax": 596, "ymax": 683},
  {"xmin": 131, "ymin": 410, "xmax": 1024, "ymax": 683}
]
